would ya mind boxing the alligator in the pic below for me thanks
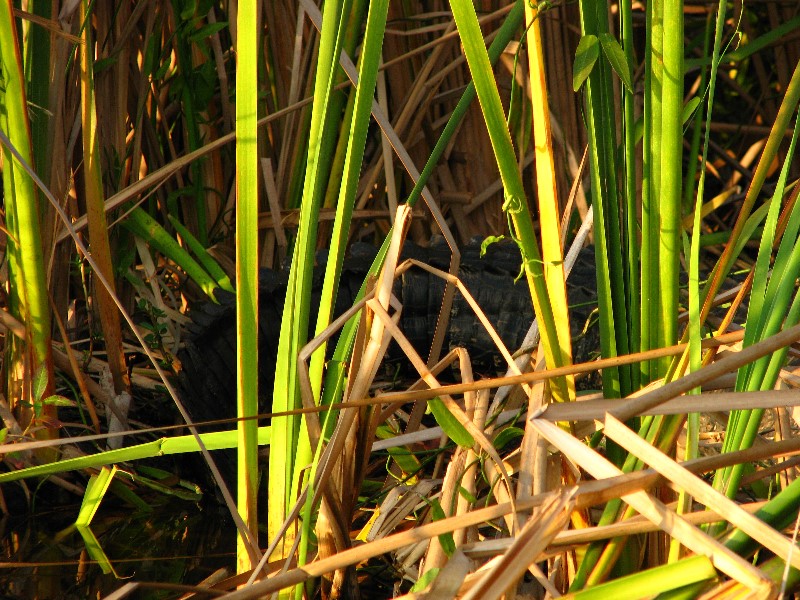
[176,238,599,432]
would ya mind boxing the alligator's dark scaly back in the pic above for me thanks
[176,239,598,441]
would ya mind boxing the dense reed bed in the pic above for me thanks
[1,0,800,597]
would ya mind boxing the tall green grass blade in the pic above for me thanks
[619,0,640,392]
[671,229,701,562]
[0,427,271,483]
[714,119,800,500]
[567,555,716,600]
[671,0,724,561]
[405,0,524,210]
[0,0,56,432]
[450,0,570,402]
[319,0,369,212]
[697,62,800,328]
[639,0,661,383]
[738,145,800,393]
[732,187,796,403]
[79,0,130,400]
[682,13,713,214]
[269,0,353,563]
[308,0,390,407]
[235,0,260,573]
[298,0,390,582]
[656,0,683,372]
[576,0,632,401]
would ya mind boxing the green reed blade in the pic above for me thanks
[619,0,640,393]
[449,0,569,403]
[235,0,260,573]
[297,0,390,583]
[308,0,389,408]
[568,555,717,600]
[0,427,271,483]
[319,0,369,212]
[697,62,800,330]
[576,0,635,404]
[682,13,713,214]
[406,1,524,210]
[656,0,683,370]
[269,0,352,565]
[0,0,56,431]
[640,0,661,383]
[714,118,800,500]
[79,0,129,399]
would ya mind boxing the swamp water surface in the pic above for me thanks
[0,478,235,598]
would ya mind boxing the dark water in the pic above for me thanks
[0,478,235,599]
